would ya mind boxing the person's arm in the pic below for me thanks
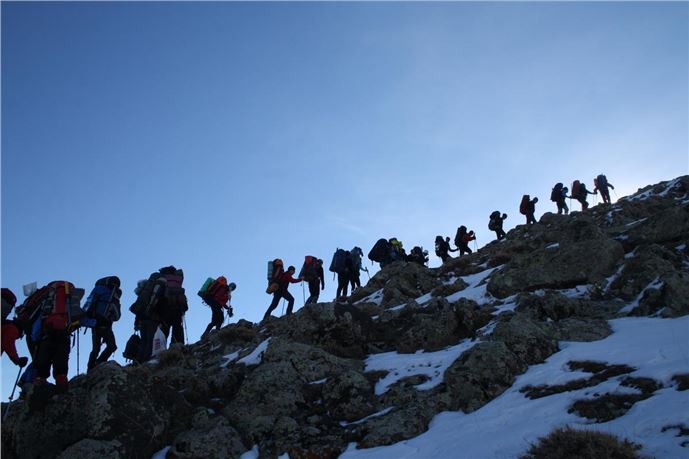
[609,183,615,189]
[288,275,302,284]
[1,324,23,366]
[319,267,325,289]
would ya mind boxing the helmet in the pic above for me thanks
[229,282,237,291]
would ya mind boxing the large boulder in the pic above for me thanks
[488,218,624,298]
[2,362,192,459]
[444,341,526,412]
[169,409,246,459]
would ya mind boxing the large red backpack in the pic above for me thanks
[572,180,582,199]
[519,195,530,215]
[40,281,85,332]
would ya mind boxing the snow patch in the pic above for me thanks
[675,244,686,251]
[237,338,271,365]
[357,288,384,306]
[151,446,171,459]
[342,316,689,459]
[220,349,242,368]
[240,445,259,459]
[625,217,648,227]
[310,378,327,385]
[365,339,477,395]
[620,277,664,314]
[445,266,500,305]
[340,407,396,427]
[546,243,560,249]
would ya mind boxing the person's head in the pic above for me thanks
[287,266,295,273]
[563,187,569,192]
[469,230,475,236]
[229,282,237,291]
[318,259,323,265]
[533,197,539,203]
[445,237,450,242]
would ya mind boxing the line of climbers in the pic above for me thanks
[1,266,236,401]
[1,173,617,401]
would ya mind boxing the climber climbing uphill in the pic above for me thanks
[199,276,235,340]
[263,260,302,321]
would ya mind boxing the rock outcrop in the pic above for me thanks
[2,176,687,459]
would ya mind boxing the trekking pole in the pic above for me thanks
[2,366,23,422]
[281,299,285,316]
[183,315,188,344]
[302,281,306,306]
[365,267,370,281]
[77,331,80,375]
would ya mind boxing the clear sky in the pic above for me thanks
[2,2,687,398]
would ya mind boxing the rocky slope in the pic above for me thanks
[2,176,688,459]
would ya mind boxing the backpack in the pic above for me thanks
[15,286,51,331]
[454,226,467,247]
[130,273,166,317]
[519,195,530,215]
[123,333,141,361]
[368,238,390,263]
[300,256,320,282]
[266,259,284,294]
[572,180,582,199]
[350,248,363,272]
[410,246,427,265]
[40,281,85,333]
[2,288,17,322]
[551,183,563,202]
[434,236,444,257]
[329,249,347,274]
[207,277,229,303]
[160,267,184,288]
[596,174,608,190]
[83,276,122,323]
[488,211,501,231]
[198,277,215,300]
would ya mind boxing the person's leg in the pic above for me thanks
[97,325,117,364]
[137,320,156,363]
[33,337,52,383]
[171,315,184,344]
[263,293,281,320]
[52,331,70,391]
[307,280,319,304]
[284,291,295,314]
[88,327,101,371]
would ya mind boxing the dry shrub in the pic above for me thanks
[521,426,644,459]
[157,345,185,368]
[672,373,689,391]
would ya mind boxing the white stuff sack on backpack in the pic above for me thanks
[151,326,167,358]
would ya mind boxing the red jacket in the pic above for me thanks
[1,322,22,365]
[276,272,301,291]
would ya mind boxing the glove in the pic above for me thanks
[67,320,81,333]
[17,356,28,368]
[227,307,234,318]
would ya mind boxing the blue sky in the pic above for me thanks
[2,2,687,398]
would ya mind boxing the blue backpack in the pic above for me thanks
[84,276,122,323]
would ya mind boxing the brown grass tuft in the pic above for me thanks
[521,426,644,459]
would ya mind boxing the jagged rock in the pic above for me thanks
[516,292,619,321]
[624,205,689,247]
[2,362,192,459]
[444,341,526,412]
[393,298,491,353]
[323,370,376,422]
[169,409,245,459]
[56,439,123,459]
[4,176,687,459]
[262,338,363,380]
[632,272,689,317]
[223,361,305,426]
[490,314,559,365]
[488,218,624,298]
[554,318,612,342]
[608,244,678,301]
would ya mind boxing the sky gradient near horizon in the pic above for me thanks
[2,2,687,398]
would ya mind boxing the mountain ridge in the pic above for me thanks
[2,175,688,459]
